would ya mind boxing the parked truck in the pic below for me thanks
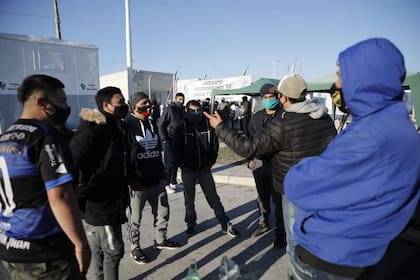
[0,32,99,132]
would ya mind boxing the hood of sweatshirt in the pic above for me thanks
[286,99,328,119]
[338,38,406,119]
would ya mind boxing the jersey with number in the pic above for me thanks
[0,119,74,262]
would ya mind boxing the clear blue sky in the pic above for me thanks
[1,0,419,81]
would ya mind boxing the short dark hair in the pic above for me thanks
[17,74,65,104]
[129,92,149,111]
[289,90,307,104]
[175,92,185,99]
[95,86,122,110]
[186,100,201,111]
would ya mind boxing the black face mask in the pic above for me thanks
[330,83,349,114]
[186,112,202,125]
[175,102,184,108]
[136,106,151,118]
[50,106,71,125]
[113,103,129,119]
[41,98,71,126]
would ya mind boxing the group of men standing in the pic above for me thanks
[0,37,419,280]
[204,38,420,279]
[0,74,240,279]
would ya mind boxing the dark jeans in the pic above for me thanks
[163,140,179,185]
[240,118,249,136]
[371,237,420,279]
[182,167,229,230]
[252,161,285,237]
[252,162,272,227]
[289,252,355,280]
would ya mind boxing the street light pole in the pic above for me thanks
[125,0,133,99]
[148,74,152,98]
[53,0,61,40]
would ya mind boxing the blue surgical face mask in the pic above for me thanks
[261,98,279,110]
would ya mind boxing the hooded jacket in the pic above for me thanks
[71,108,128,226]
[172,114,218,170]
[215,99,336,194]
[125,113,165,189]
[157,103,186,142]
[285,38,420,267]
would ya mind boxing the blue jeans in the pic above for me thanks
[289,252,355,280]
[282,194,298,256]
[84,222,124,280]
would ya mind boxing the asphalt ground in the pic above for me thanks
[103,182,288,280]
[0,161,290,279]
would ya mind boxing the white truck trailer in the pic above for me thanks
[0,32,100,132]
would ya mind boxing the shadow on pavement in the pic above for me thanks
[212,159,247,173]
[129,198,282,280]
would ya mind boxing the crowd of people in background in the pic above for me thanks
[0,37,419,280]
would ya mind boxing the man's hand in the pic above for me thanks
[203,111,223,128]
[47,184,91,274]
[75,244,91,275]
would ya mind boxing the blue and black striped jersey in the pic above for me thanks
[0,119,74,262]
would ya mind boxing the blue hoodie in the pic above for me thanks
[284,38,420,267]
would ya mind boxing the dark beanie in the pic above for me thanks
[129,91,149,106]
[259,83,276,97]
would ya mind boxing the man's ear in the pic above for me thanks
[102,101,109,112]
[37,97,47,108]
[37,97,55,114]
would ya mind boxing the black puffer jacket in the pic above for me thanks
[71,109,128,226]
[248,105,283,160]
[216,101,336,194]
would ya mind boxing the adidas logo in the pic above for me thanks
[55,163,68,174]
[136,130,159,150]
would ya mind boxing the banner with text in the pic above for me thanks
[176,76,251,101]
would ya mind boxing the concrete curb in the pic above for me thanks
[213,174,255,187]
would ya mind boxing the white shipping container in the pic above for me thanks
[0,32,100,132]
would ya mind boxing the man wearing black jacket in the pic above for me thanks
[125,92,179,265]
[157,92,186,193]
[248,84,286,249]
[71,86,129,280]
[204,75,336,259]
[172,100,240,237]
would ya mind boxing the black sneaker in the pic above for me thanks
[154,239,180,250]
[273,234,287,249]
[250,224,269,237]
[186,226,195,235]
[223,223,240,238]
[130,248,148,264]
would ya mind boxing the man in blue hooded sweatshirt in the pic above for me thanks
[285,38,420,279]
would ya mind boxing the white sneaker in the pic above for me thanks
[165,185,176,194]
